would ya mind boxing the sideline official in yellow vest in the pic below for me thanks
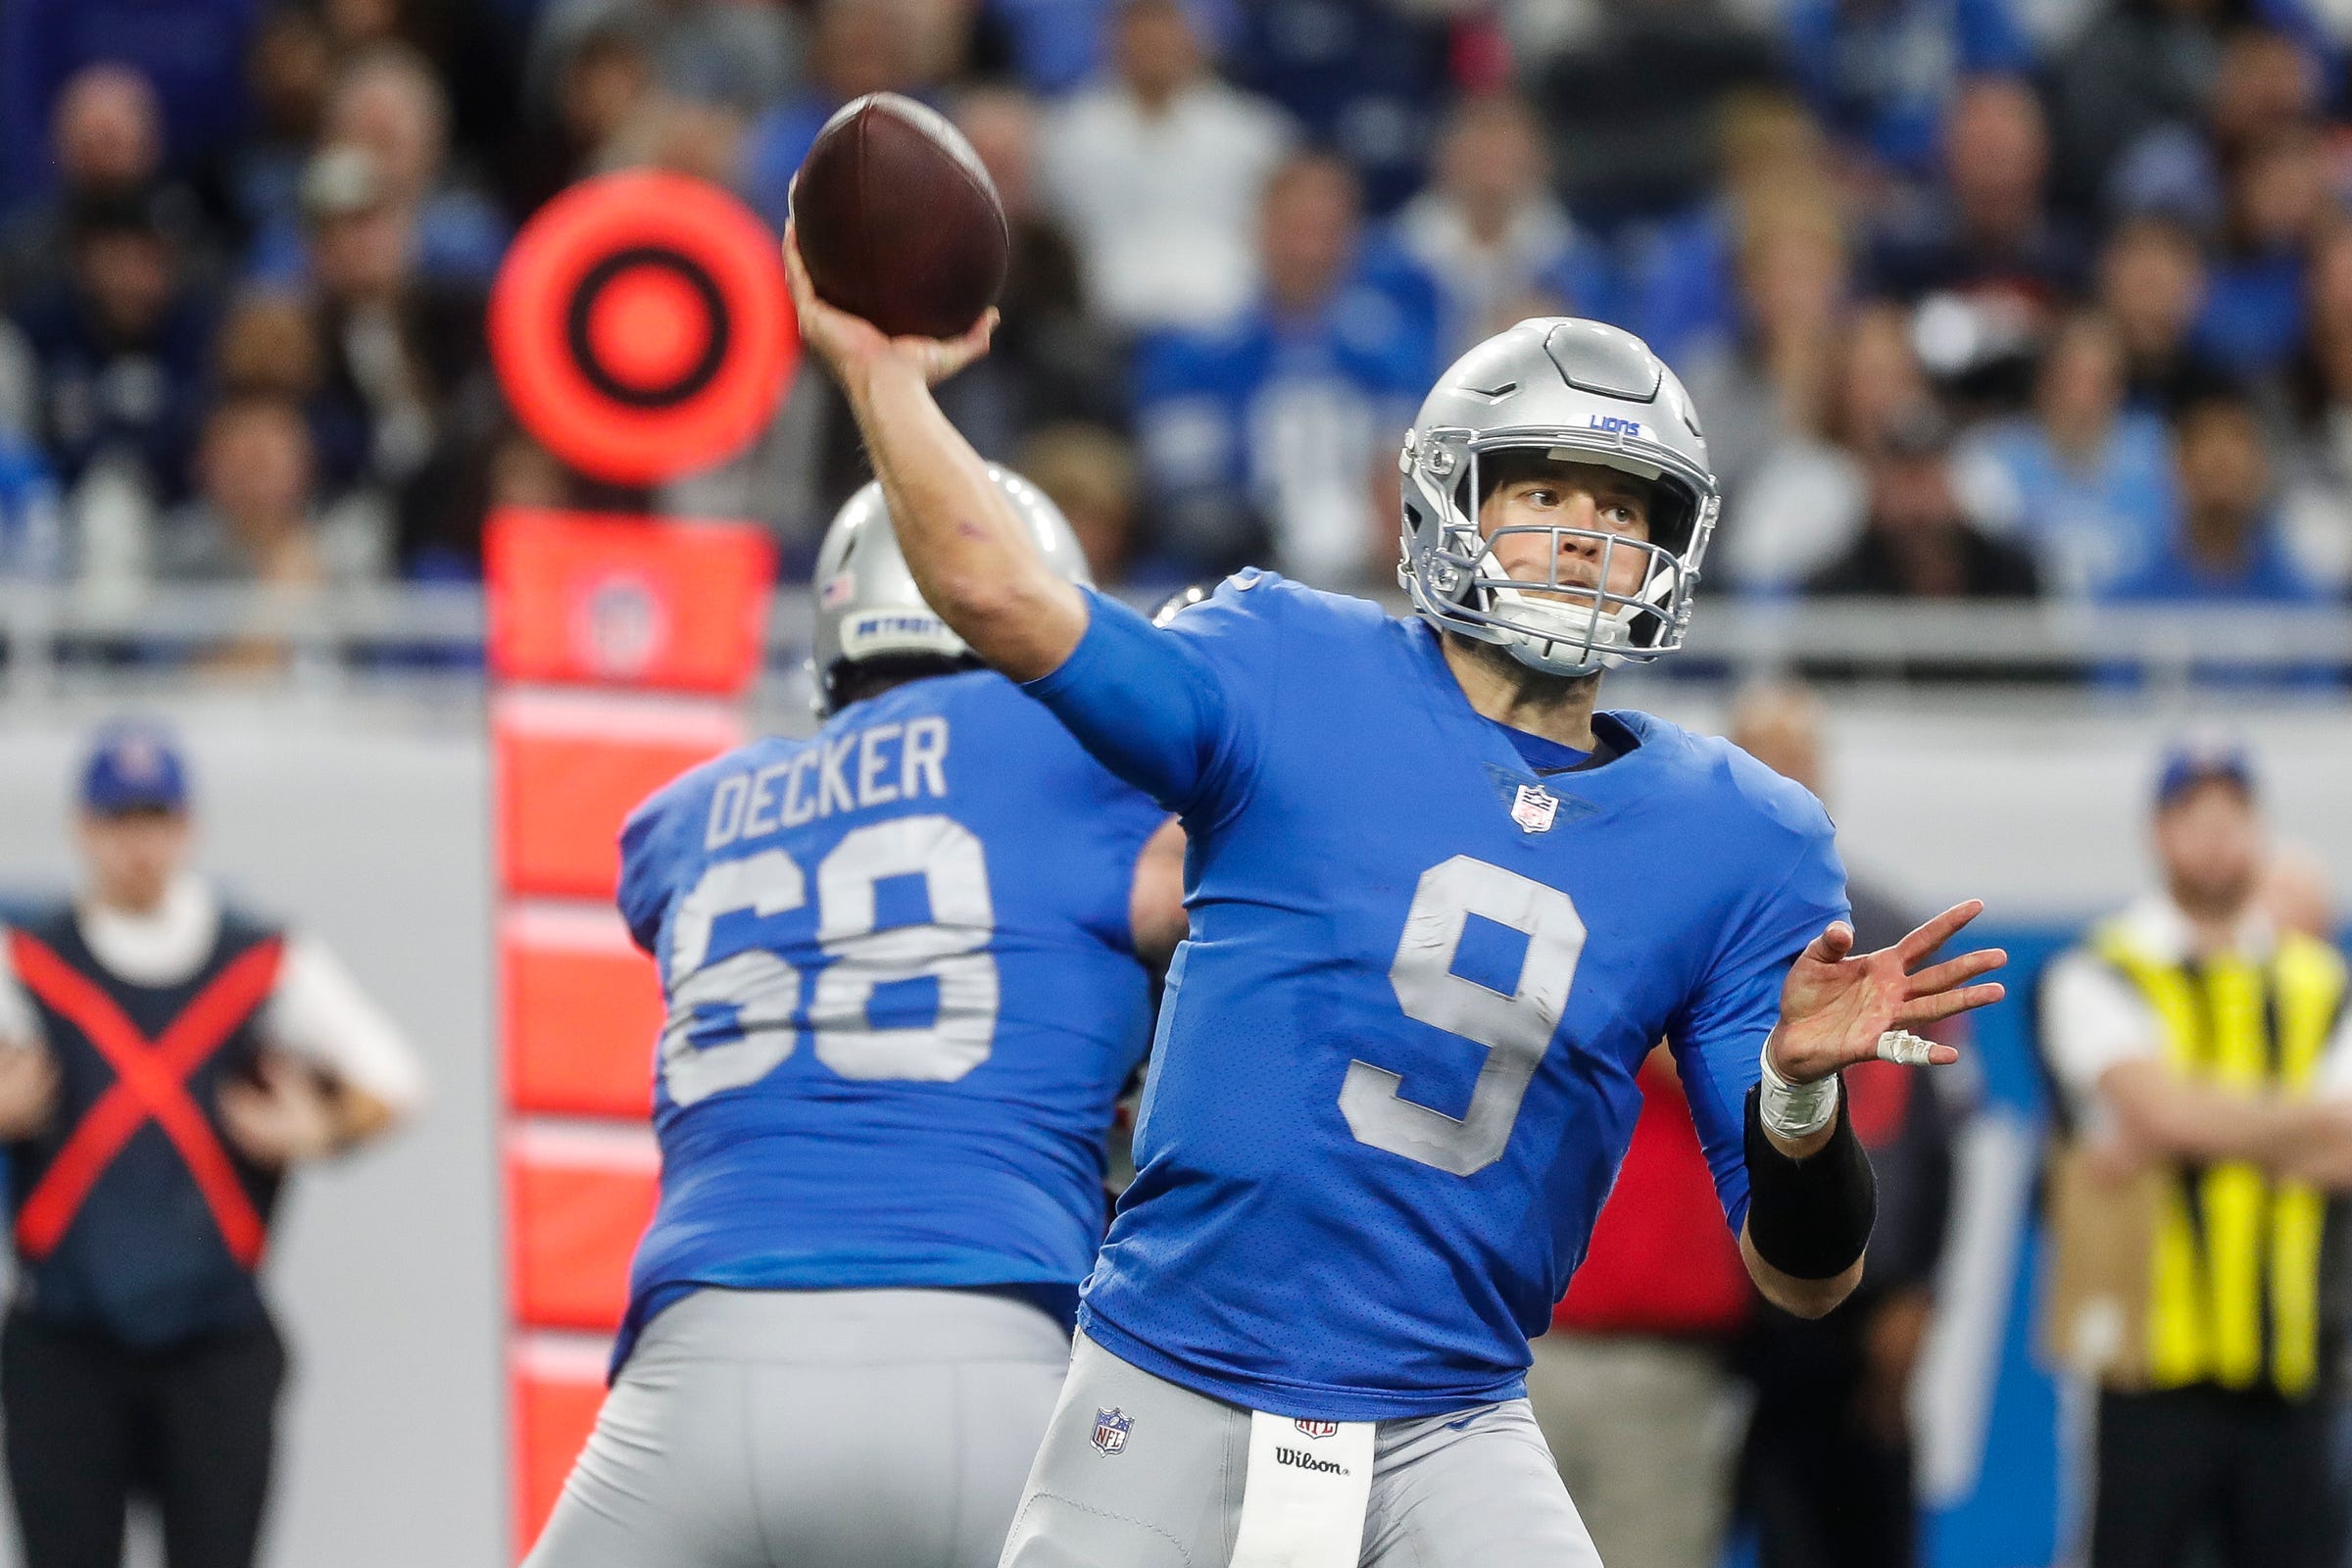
[2039,742,2352,1568]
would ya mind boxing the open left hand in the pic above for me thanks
[219,1054,340,1169]
[1769,900,2006,1085]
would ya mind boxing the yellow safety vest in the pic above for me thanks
[2093,921,2348,1397]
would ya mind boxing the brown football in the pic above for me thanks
[791,93,1010,341]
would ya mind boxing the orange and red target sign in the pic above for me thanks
[491,172,796,485]
[490,175,785,1559]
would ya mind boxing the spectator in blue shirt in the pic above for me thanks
[2052,0,2332,218]
[2103,394,2325,604]
[1359,93,1622,364]
[2103,28,2319,236]
[1866,77,2088,325]
[981,0,1236,96]
[1224,0,1453,214]
[10,188,217,514]
[0,0,262,207]
[245,46,510,289]
[1635,91,1835,369]
[1132,152,1434,584]
[0,66,216,311]
[2189,123,2334,384]
[1959,313,2181,598]
[738,0,958,230]
[290,145,495,577]
[225,11,334,269]
[2096,216,2236,416]
[1779,0,2034,174]
[2277,224,2352,596]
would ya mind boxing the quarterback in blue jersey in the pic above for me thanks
[786,228,2005,1566]
[523,472,1186,1568]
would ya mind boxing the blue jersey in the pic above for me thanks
[1023,574,1849,1420]
[612,672,1167,1369]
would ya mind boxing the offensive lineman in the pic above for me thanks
[785,231,2008,1566]
[523,473,1185,1568]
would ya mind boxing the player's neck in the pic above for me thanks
[1440,632,1601,752]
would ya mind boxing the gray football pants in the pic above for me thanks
[523,1287,1073,1568]
[1000,1331,1606,1567]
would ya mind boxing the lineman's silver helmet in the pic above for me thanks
[808,466,1093,716]
[1397,318,1720,678]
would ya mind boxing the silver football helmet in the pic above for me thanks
[1397,318,1720,679]
[808,466,1093,716]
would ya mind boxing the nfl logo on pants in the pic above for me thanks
[1092,1408,1132,1456]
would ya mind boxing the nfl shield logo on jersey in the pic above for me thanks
[1296,1419,1340,1439]
[1092,1407,1132,1456]
[1510,784,1559,835]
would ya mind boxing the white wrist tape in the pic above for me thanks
[1758,1041,1839,1141]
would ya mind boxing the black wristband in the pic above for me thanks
[1743,1081,1876,1281]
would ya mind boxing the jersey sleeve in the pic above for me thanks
[617,777,696,956]
[1020,575,1283,825]
[1667,819,1851,1235]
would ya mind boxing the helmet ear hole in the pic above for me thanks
[1650,491,1697,558]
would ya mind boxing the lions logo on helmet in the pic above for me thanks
[808,466,1094,716]
[1396,318,1721,679]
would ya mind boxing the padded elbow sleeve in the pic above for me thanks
[1743,1082,1876,1281]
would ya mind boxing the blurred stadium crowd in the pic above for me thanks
[4,0,2352,625]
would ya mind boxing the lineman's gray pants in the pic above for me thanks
[524,1286,1071,1568]
[1000,1331,1606,1567]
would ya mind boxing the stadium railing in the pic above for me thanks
[2,583,2346,702]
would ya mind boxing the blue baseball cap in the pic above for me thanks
[79,720,189,815]
[2155,738,2255,810]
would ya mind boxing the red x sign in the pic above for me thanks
[8,931,284,1268]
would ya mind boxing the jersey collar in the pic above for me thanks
[1405,616,1642,779]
